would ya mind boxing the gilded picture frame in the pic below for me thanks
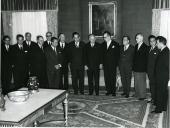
[89,2,117,38]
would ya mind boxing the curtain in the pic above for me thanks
[153,0,170,9]
[46,11,58,37]
[152,9,170,49]
[152,9,161,36]
[1,12,13,43]
[160,10,170,49]
[2,0,58,11]
[12,12,48,44]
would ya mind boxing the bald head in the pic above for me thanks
[135,33,144,44]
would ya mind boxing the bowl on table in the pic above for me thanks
[7,91,30,102]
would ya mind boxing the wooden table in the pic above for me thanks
[0,89,68,127]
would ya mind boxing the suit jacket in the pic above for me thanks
[102,40,120,68]
[119,44,135,69]
[45,46,62,72]
[57,42,69,70]
[10,44,27,70]
[1,43,12,70]
[85,42,102,69]
[147,46,159,76]
[43,40,51,49]
[68,41,86,69]
[155,47,169,83]
[23,41,37,68]
[133,43,149,72]
[29,44,47,75]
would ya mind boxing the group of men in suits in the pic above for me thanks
[1,31,169,113]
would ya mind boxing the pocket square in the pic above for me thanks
[154,53,157,54]
[112,45,115,48]
[24,51,28,53]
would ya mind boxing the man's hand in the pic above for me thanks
[99,64,103,69]
[55,64,62,70]
[85,65,88,70]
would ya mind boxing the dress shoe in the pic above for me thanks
[89,93,93,95]
[125,95,129,98]
[74,92,78,95]
[96,93,99,96]
[112,93,116,96]
[151,110,162,113]
[121,93,126,96]
[80,92,84,95]
[105,92,111,96]
[138,98,146,101]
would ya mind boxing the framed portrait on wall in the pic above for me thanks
[89,2,117,37]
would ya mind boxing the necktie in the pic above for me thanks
[54,47,57,53]
[20,46,23,50]
[76,42,79,48]
[62,43,64,49]
[6,45,9,51]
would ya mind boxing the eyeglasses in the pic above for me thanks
[46,35,52,37]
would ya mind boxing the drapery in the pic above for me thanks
[153,0,170,9]
[152,9,170,49]
[1,0,58,11]
[2,10,58,43]
[160,10,170,49]
[12,12,48,44]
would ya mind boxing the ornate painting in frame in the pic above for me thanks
[89,1,117,37]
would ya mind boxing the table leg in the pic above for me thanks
[63,93,68,126]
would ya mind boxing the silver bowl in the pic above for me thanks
[7,91,30,102]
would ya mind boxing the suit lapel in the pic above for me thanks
[107,41,113,51]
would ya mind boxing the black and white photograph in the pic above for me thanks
[0,0,170,127]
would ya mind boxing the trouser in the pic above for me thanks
[71,68,84,94]
[59,67,69,90]
[13,67,27,90]
[104,66,116,94]
[1,68,12,95]
[155,81,168,111]
[119,66,132,95]
[47,70,60,89]
[87,69,99,95]
[134,72,147,98]
[147,73,156,101]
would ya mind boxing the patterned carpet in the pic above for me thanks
[37,91,163,128]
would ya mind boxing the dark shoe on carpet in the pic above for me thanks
[121,93,126,96]
[89,93,93,95]
[80,92,84,95]
[112,93,116,96]
[138,98,146,101]
[151,110,162,113]
[125,95,129,98]
[105,92,111,96]
[74,92,78,95]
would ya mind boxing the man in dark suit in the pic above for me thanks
[152,36,169,113]
[119,36,134,98]
[58,33,69,90]
[29,35,48,88]
[43,32,52,49]
[147,35,159,103]
[45,37,62,89]
[133,33,149,100]
[85,34,102,96]
[1,35,12,94]
[68,32,86,95]
[11,34,27,90]
[23,32,37,78]
[102,31,120,96]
